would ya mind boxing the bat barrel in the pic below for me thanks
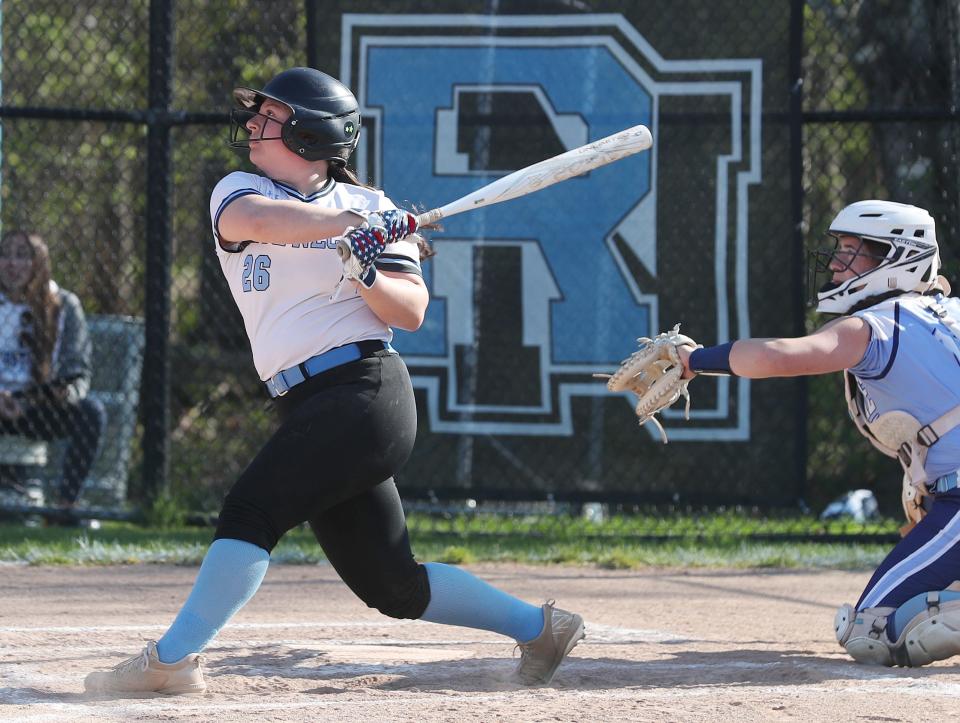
[413,125,652,227]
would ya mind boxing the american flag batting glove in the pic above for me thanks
[336,222,387,291]
[377,209,420,242]
[345,224,387,268]
[335,209,418,293]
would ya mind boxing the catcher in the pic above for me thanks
[602,200,960,668]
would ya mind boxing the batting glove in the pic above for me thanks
[377,209,419,242]
[336,209,420,290]
[337,224,385,289]
[348,208,420,243]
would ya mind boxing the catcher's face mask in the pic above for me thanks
[807,234,888,312]
[811,200,941,314]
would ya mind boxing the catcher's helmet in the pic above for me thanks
[229,67,360,164]
[810,200,940,314]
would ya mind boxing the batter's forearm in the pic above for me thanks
[220,197,363,245]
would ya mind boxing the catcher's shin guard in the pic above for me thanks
[893,591,960,666]
[835,593,960,667]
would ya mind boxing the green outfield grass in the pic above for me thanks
[0,513,900,569]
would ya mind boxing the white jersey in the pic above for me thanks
[209,171,422,380]
[848,293,960,481]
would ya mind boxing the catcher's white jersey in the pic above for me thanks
[210,171,422,380]
[848,293,960,481]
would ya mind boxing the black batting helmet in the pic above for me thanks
[229,67,361,164]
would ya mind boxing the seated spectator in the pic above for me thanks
[0,230,106,509]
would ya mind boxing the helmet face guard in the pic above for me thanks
[807,235,893,312]
[810,200,940,314]
[229,107,284,146]
[228,68,361,164]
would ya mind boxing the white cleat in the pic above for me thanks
[515,601,585,685]
[84,641,206,696]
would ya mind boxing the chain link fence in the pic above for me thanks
[0,1,957,538]
[802,0,960,519]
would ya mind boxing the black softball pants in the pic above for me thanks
[214,350,430,620]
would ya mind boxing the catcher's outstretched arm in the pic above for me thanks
[685,316,871,379]
[600,316,868,443]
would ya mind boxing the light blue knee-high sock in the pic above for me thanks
[888,589,960,641]
[419,562,544,643]
[156,538,270,663]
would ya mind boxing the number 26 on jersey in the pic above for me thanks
[242,254,271,292]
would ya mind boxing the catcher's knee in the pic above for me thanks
[360,564,431,620]
[835,594,960,667]
[834,604,896,665]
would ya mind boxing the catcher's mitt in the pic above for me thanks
[594,324,699,443]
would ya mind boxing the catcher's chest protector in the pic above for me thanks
[845,295,960,488]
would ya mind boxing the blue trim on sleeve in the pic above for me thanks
[859,302,901,380]
[374,254,422,277]
[214,189,260,252]
[215,189,259,234]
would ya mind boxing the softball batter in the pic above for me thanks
[677,200,960,667]
[85,67,583,695]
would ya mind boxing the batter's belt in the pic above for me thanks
[264,340,394,398]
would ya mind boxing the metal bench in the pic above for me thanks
[0,436,49,466]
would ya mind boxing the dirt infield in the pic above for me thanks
[2,563,959,722]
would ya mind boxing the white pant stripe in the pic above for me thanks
[860,506,960,609]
